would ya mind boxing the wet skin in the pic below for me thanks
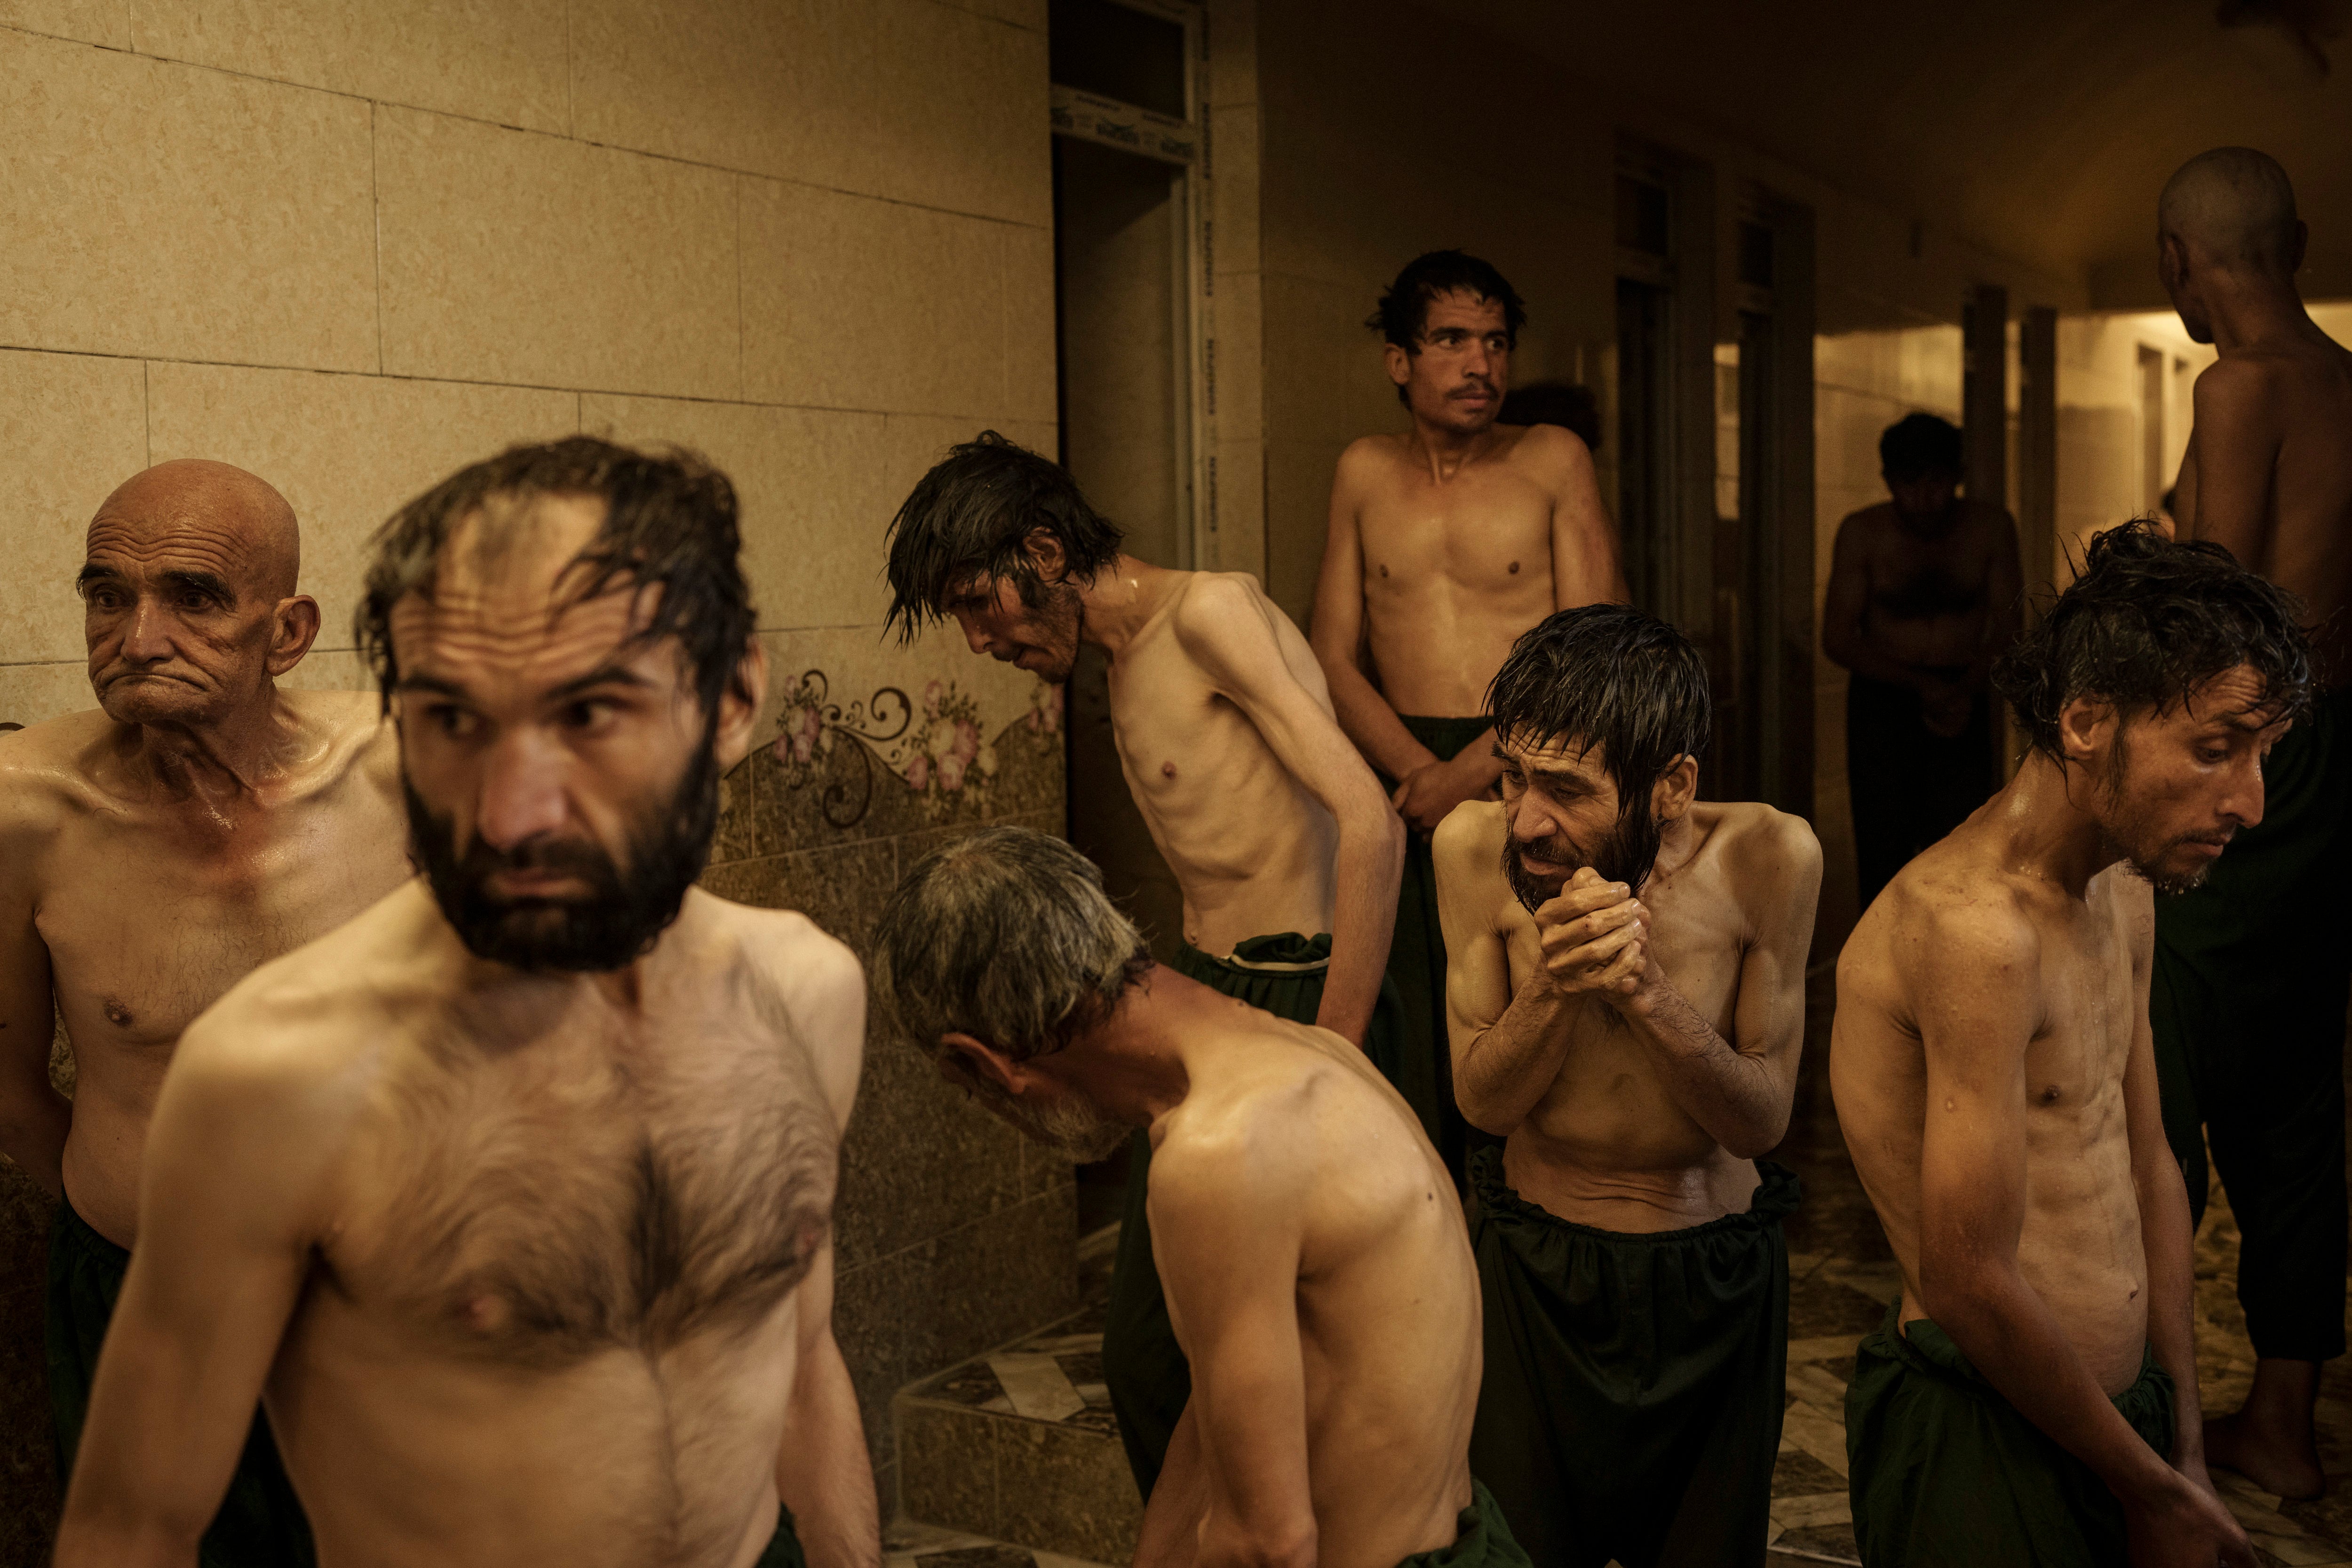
[52,495,879,1568]
[1832,670,2285,1568]
[1433,733,1820,1233]
[0,460,411,1249]
[1312,291,1628,834]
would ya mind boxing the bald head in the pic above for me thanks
[89,459,301,602]
[2160,147,2303,276]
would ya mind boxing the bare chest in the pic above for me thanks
[1504,880,1746,1076]
[2020,911,2137,1120]
[1107,635,1310,813]
[1358,474,1554,598]
[38,797,407,1051]
[331,1021,837,1365]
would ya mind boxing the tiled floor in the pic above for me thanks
[881,1520,1112,1568]
[1764,1056,2352,1568]
[899,1029,2352,1568]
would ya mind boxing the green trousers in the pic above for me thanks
[1100,932,1411,1498]
[1467,1150,1798,1568]
[2152,685,2352,1362]
[49,1197,806,1568]
[1383,714,1501,1188]
[1396,1480,1534,1568]
[1846,1302,2174,1567]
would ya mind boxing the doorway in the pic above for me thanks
[1048,0,1205,978]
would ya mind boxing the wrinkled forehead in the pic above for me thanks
[85,471,285,587]
[1496,724,1610,780]
[2149,662,2296,736]
[1419,290,1507,338]
[389,493,666,687]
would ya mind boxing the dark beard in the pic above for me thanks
[1502,806,1666,915]
[2096,729,2222,897]
[405,740,721,972]
[1028,581,1085,685]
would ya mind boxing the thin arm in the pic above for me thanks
[1308,445,1443,781]
[53,1021,332,1568]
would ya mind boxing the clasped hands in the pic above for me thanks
[1530,866,1654,1007]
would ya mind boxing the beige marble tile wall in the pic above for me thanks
[2055,310,2217,580]
[0,0,1065,1550]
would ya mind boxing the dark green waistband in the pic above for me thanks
[1177,931,1332,976]
[1397,715,1494,765]
[1865,1297,2162,1405]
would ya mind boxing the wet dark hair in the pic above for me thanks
[1486,604,1712,809]
[356,436,756,721]
[884,431,1124,645]
[1500,380,1602,452]
[1879,413,1963,481]
[1367,250,1527,355]
[1992,519,2312,764]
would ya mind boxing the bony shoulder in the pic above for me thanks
[1431,797,1505,861]
[1720,800,1822,865]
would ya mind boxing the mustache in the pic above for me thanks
[1501,810,1665,914]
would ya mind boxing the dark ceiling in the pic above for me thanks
[1428,0,2352,306]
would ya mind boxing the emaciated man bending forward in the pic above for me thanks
[1433,605,1820,1566]
[54,439,876,1568]
[1833,522,2295,1568]
[884,432,1405,1500]
[874,826,1525,1568]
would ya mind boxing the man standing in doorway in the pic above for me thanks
[1311,250,1626,1185]
[2153,144,2352,1500]
[884,432,1405,1503]
[1822,412,2023,911]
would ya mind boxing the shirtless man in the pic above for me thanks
[52,438,875,1568]
[1822,412,2024,908]
[0,459,411,1564]
[2152,145,2352,1499]
[883,431,1404,1499]
[1313,251,1625,1186]
[871,826,1523,1568]
[1832,521,2303,1567]
[1432,605,1819,1566]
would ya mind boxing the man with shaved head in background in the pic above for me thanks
[2153,146,2352,1498]
[0,460,412,1563]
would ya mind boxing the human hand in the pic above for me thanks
[1531,867,1651,1004]
[1919,677,1974,740]
[2124,1471,2256,1567]
[1392,750,1496,835]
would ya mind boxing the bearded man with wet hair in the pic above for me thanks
[1429,604,1820,1567]
[874,825,1524,1568]
[1830,520,2309,1568]
[55,437,877,1568]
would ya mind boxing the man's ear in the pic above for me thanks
[1383,342,1413,389]
[713,638,769,772]
[2056,696,2116,767]
[1022,526,1070,585]
[266,594,322,676]
[940,1031,1033,1097]
[1651,753,1700,824]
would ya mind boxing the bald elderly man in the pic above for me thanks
[0,461,410,1563]
[2153,147,2352,1499]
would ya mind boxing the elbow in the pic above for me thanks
[1720,1107,1790,1162]
[1453,1079,1522,1139]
